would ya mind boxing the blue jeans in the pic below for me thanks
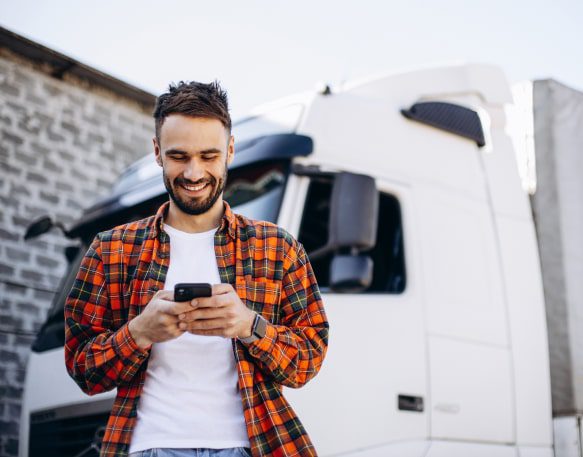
[129,448,251,457]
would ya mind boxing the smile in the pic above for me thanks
[181,182,208,192]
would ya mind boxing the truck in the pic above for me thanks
[18,63,583,457]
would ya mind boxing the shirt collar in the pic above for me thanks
[150,200,236,240]
[219,201,237,239]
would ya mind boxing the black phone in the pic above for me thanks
[174,283,212,302]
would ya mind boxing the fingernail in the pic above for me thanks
[191,299,198,307]
[179,314,185,320]
[179,322,186,330]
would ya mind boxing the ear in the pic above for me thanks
[153,137,163,167]
[226,135,235,166]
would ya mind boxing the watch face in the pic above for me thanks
[255,315,267,338]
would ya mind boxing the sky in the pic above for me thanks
[1,0,582,118]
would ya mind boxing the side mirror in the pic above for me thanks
[24,216,71,240]
[310,172,379,260]
[330,255,373,293]
[306,172,379,293]
[329,172,379,250]
[24,216,54,240]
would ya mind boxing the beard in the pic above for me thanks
[163,166,228,216]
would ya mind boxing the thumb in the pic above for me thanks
[212,283,234,295]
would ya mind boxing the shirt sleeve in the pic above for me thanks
[242,240,329,388]
[64,235,150,395]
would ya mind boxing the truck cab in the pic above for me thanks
[21,63,553,457]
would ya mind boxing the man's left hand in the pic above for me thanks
[177,283,256,338]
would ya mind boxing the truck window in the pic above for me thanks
[298,176,406,293]
[224,161,286,223]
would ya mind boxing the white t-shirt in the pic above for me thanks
[129,224,249,453]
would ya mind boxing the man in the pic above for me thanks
[64,81,329,457]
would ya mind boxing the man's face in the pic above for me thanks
[154,115,234,216]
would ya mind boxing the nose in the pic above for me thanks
[183,158,205,182]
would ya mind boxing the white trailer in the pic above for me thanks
[19,64,583,456]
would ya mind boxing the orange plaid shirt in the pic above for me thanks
[64,201,329,456]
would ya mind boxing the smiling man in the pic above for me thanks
[64,81,329,457]
[158,115,230,222]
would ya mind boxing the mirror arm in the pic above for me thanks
[308,244,334,261]
[309,244,364,261]
[291,164,335,179]
[54,222,72,237]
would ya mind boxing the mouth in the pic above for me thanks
[178,181,210,195]
[183,183,206,191]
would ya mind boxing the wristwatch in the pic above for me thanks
[239,313,267,344]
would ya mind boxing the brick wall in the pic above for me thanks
[0,51,154,456]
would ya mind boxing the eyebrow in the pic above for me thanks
[164,148,222,156]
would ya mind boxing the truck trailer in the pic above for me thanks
[19,63,583,456]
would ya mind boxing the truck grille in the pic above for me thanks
[29,398,113,457]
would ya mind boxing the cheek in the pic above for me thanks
[209,163,227,179]
[163,164,183,182]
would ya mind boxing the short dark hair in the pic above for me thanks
[153,80,231,141]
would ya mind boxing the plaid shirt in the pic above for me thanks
[65,201,329,457]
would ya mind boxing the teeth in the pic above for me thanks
[183,183,206,191]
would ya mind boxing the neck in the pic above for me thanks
[165,197,224,233]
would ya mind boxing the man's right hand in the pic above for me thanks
[128,290,196,349]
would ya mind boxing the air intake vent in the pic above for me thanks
[401,101,486,147]
[29,400,112,457]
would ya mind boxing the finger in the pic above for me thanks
[179,307,228,323]
[188,328,229,337]
[182,317,228,332]
[164,300,199,316]
[212,283,234,295]
[166,323,186,338]
[194,295,226,309]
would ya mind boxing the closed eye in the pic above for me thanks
[168,154,188,162]
[165,149,188,161]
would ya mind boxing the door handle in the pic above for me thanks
[398,394,424,412]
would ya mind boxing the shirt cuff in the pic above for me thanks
[112,322,151,360]
[245,322,278,357]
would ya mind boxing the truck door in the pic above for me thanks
[282,173,428,456]
[416,183,515,453]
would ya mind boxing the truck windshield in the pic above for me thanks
[232,104,303,143]
[32,160,289,352]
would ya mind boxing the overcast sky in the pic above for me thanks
[1,0,582,118]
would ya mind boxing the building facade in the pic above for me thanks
[0,27,156,457]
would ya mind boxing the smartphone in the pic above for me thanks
[174,283,212,302]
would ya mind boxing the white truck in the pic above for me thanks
[19,63,583,457]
